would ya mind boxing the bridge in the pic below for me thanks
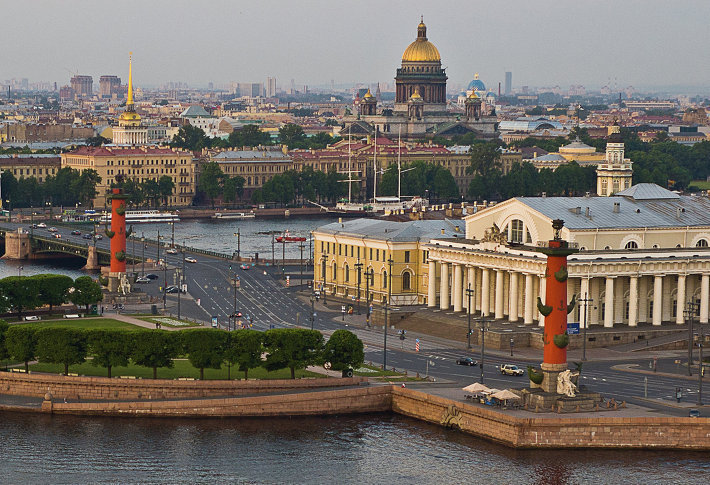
[0,226,137,269]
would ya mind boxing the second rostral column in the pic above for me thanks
[107,186,129,292]
[536,219,578,393]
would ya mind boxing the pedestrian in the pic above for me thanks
[101,306,104,314]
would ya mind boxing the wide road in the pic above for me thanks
[4,221,706,416]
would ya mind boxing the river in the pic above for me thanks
[1,412,707,484]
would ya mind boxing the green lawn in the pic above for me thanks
[136,316,202,328]
[16,318,141,330]
[355,364,417,379]
[689,180,710,190]
[29,359,324,380]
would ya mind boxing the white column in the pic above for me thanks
[638,276,648,324]
[628,276,638,327]
[475,268,482,312]
[580,278,590,328]
[604,276,615,328]
[701,274,709,324]
[481,268,490,316]
[676,275,686,325]
[464,266,474,311]
[538,275,546,327]
[662,276,672,323]
[524,273,534,325]
[427,261,437,308]
[614,276,624,325]
[453,264,463,312]
[495,270,504,320]
[509,271,518,322]
[440,262,450,310]
[653,275,663,326]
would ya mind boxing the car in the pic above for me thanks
[165,285,179,294]
[456,357,478,366]
[240,263,250,270]
[185,257,197,263]
[53,233,62,239]
[24,315,40,321]
[48,227,58,232]
[71,230,81,235]
[166,248,178,254]
[689,409,701,418]
[82,233,93,239]
[145,273,159,280]
[36,222,47,228]
[500,364,525,376]
[135,276,150,284]
[31,223,38,229]
[94,234,103,240]
[235,311,243,318]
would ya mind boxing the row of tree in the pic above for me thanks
[169,123,340,152]
[0,275,103,318]
[197,162,246,207]
[378,161,460,200]
[0,326,364,380]
[113,175,175,208]
[1,167,101,209]
[251,167,348,206]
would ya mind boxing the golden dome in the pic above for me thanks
[410,89,423,101]
[363,89,374,99]
[402,19,440,62]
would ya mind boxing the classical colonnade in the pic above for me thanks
[426,249,710,328]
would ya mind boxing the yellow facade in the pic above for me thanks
[61,146,195,207]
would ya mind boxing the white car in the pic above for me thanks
[37,222,47,228]
[166,248,178,254]
[500,364,525,376]
[185,256,197,263]
[48,227,58,232]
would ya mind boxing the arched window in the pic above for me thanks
[625,241,638,249]
[382,271,388,289]
[321,260,326,279]
[345,265,350,282]
[332,262,337,281]
[697,239,709,247]
[402,271,412,291]
[511,219,523,243]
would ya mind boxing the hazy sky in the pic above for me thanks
[3,0,710,92]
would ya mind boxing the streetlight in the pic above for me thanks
[299,242,305,287]
[233,229,241,260]
[310,291,315,330]
[163,256,167,310]
[465,283,474,349]
[321,253,327,305]
[365,267,373,327]
[479,316,490,384]
[383,256,393,370]
[698,321,704,405]
[169,221,175,248]
[579,292,594,361]
[355,258,363,315]
[685,301,699,376]
[141,234,145,276]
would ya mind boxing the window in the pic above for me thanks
[422,250,428,263]
[511,219,523,243]
[404,251,410,263]
[383,271,388,289]
[345,265,350,282]
[402,271,412,291]
[376,249,380,261]
[339,244,342,256]
[332,263,337,281]
[625,241,638,249]
[369,248,372,260]
[697,239,709,247]
[321,260,326,279]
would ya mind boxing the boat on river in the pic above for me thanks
[212,211,256,220]
[100,210,179,224]
[275,230,307,243]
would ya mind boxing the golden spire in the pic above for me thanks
[127,52,134,107]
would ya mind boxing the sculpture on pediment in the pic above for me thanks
[481,223,507,244]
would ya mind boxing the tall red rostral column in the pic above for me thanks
[536,219,578,393]
[110,188,127,273]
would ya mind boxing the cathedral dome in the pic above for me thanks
[467,73,486,92]
[402,20,441,62]
[119,110,141,123]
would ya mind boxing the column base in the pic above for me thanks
[540,362,567,394]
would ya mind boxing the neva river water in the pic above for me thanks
[1,412,708,484]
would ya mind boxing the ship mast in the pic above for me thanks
[397,124,402,201]
[373,126,378,202]
[347,126,352,203]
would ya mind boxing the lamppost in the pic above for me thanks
[169,221,175,248]
[383,256,393,370]
[321,253,327,305]
[355,258,363,315]
[281,235,286,275]
[162,256,167,310]
[141,234,145,277]
[299,242,305,287]
[310,291,315,330]
[579,292,594,361]
[685,301,699,376]
[365,267,373,327]
[271,234,275,267]
[233,229,241,260]
[479,316,490,384]
[156,229,161,268]
[132,234,136,275]
[465,283,474,349]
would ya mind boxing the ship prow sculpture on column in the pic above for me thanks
[521,219,601,412]
[106,182,131,294]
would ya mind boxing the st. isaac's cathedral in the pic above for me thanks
[342,19,499,141]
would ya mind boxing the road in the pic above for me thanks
[4,221,708,416]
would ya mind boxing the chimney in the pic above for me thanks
[455,225,460,232]
[585,191,590,198]
[541,192,547,198]
[441,228,445,235]
[575,207,581,214]
[613,202,620,213]
[585,207,591,218]
[338,217,342,224]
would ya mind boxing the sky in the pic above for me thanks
[3,0,710,93]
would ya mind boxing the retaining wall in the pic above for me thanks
[0,372,366,401]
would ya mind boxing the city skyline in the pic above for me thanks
[3,0,710,93]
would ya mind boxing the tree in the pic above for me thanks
[0,319,10,363]
[69,276,103,311]
[308,132,337,149]
[89,329,134,378]
[0,276,41,318]
[131,330,179,379]
[36,327,88,375]
[225,329,263,379]
[158,175,175,207]
[321,330,364,373]
[279,123,307,149]
[35,274,73,313]
[181,329,227,379]
[85,135,111,147]
[263,328,324,379]
[223,176,245,205]
[170,124,211,151]
[198,162,224,208]
[468,141,503,178]
[71,169,102,208]
[5,325,37,372]
[227,124,272,147]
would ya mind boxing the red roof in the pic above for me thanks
[67,146,188,157]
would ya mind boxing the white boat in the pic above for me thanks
[100,210,180,224]
[211,211,256,220]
